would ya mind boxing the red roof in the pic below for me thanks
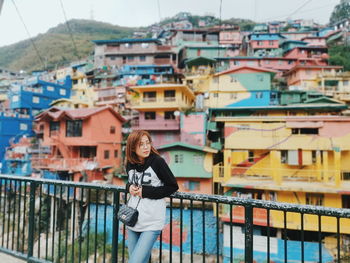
[36,106,125,122]
[215,65,277,77]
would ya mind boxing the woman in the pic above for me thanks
[125,130,179,263]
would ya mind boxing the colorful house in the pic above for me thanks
[284,65,343,90]
[211,114,350,261]
[9,75,72,116]
[92,38,177,70]
[52,67,97,109]
[33,106,125,184]
[247,33,286,57]
[158,142,218,195]
[129,83,195,147]
[0,75,72,161]
[205,66,278,108]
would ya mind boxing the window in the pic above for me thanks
[145,112,156,120]
[20,123,28,130]
[344,80,349,86]
[140,55,146,61]
[141,43,149,48]
[60,89,66,95]
[213,93,219,98]
[234,61,240,66]
[175,154,183,163]
[50,121,60,136]
[114,150,118,158]
[33,96,40,103]
[127,56,134,62]
[66,120,82,137]
[110,126,116,134]
[281,150,288,164]
[193,155,203,164]
[80,146,96,158]
[292,128,319,135]
[164,90,176,101]
[104,150,110,159]
[143,91,156,102]
[255,92,263,99]
[230,93,237,99]
[189,181,200,191]
[258,41,263,46]
[248,151,254,162]
[213,77,219,84]
[47,86,54,91]
[269,41,274,46]
[164,111,175,120]
[230,76,237,82]
[312,151,317,163]
[125,43,132,48]
[342,195,350,208]
[306,193,324,206]
[12,95,19,102]
[257,75,264,82]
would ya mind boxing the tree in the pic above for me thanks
[329,45,350,71]
[330,0,350,25]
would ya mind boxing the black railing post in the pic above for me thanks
[27,181,37,260]
[112,191,120,263]
[245,205,253,263]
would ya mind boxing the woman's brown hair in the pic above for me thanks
[126,130,159,164]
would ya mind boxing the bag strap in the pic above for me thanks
[126,168,146,209]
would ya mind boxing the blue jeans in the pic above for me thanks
[127,229,161,263]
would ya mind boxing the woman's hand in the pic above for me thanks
[129,185,142,198]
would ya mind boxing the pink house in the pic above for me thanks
[284,65,343,87]
[301,36,327,47]
[219,27,243,46]
[284,46,328,60]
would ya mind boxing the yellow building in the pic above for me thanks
[314,71,350,103]
[212,114,350,243]
[52,68,97,108]
[129,83,195,135]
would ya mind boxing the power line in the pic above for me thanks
[263,3,337,22]
[58,0,80,60]
[11,0,46,70]
[287,0,313,19]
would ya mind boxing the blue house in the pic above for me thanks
[0,75,72,165]
[9,75,72,116]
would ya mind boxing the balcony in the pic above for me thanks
[0,175,349,262]
[31,157,98,171]
[213,165,350,187]
[131,119,180,131]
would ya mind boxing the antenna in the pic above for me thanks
[90,4,94,20]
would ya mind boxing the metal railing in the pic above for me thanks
[0,175,349,262]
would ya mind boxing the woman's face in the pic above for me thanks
[135,135,151,161]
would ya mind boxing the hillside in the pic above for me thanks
[0,19,136,72]
[0,13,257,73]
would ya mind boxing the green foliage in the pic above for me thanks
[330,0,350,25]
[328,45,350,71]
[0,19,135,72]
[56,232,125,263]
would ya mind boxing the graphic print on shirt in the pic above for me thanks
[129,168,162,187]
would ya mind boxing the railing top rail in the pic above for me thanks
[1,174,350,218]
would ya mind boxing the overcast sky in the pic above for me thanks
[0,0,341,47]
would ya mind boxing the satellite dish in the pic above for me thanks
[174,110,180,117]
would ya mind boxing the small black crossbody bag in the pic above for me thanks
[117,169,144,227]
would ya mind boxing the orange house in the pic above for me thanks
[33,106,125,183]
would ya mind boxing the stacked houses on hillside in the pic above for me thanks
[1,18,350,261]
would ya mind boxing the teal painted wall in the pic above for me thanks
[163,149,211,178]
[233,72,272,91]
